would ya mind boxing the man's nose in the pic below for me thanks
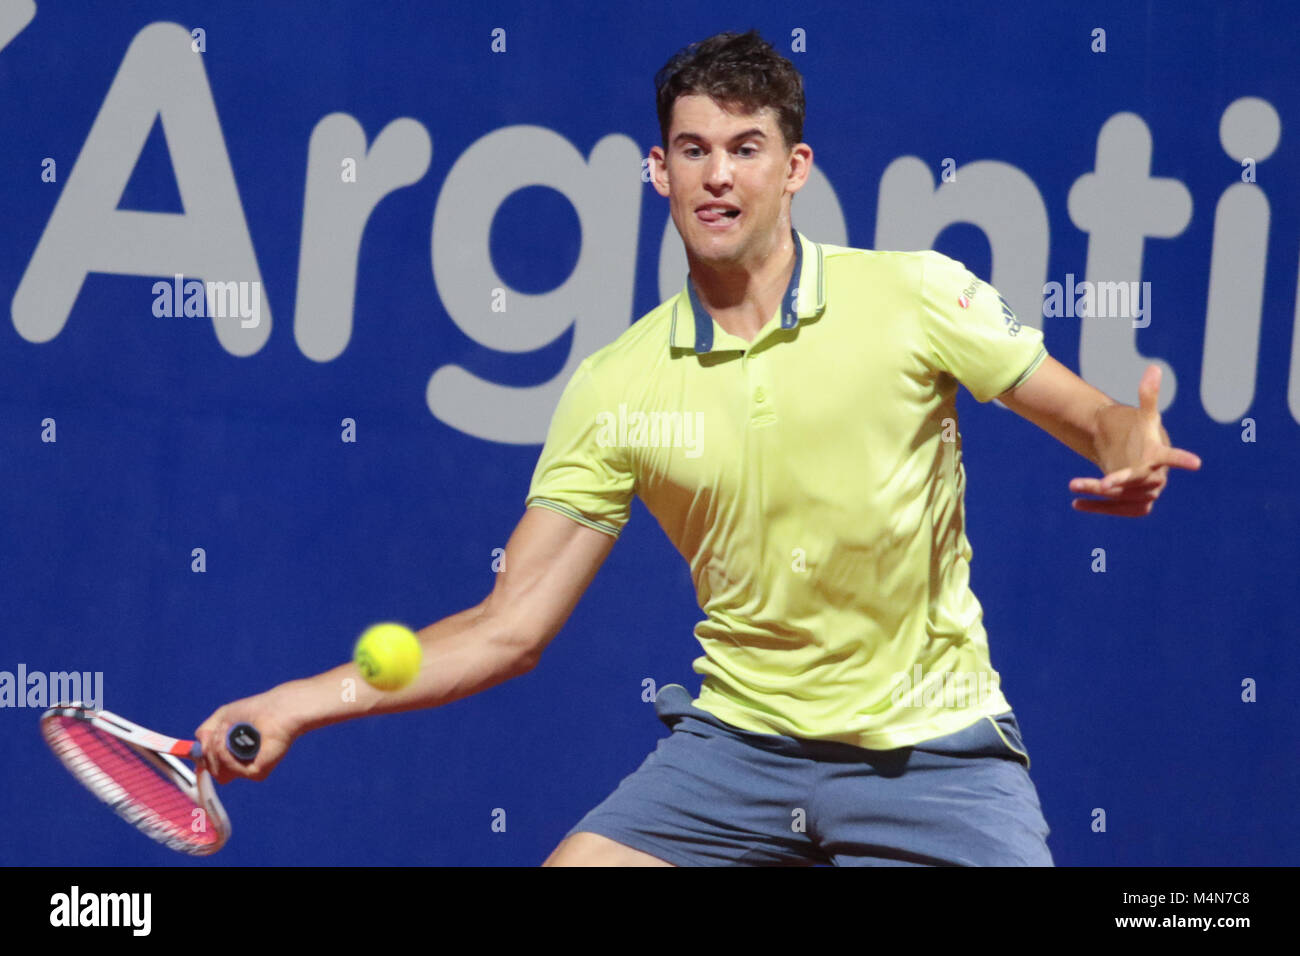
[704,153,733,188]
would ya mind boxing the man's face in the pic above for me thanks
[651,94,806,268]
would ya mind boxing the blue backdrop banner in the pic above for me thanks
[1,0,1296,866]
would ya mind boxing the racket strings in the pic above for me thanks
[44,717,219,854]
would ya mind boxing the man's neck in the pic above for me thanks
[687,226,797,344]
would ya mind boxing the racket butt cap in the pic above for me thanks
[226,724,261,762]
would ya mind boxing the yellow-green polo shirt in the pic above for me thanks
[525,227,1048,750]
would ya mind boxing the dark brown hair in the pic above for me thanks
[655,30,805,152]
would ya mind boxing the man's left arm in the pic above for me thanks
[996,356,1203,517]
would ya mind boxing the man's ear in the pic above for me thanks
[786,143,813,193]
[648,147,671,198]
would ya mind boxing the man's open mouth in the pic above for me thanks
[697,206,741,224]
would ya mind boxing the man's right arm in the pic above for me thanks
[196,505,616,782]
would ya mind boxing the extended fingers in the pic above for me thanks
[1071,484,1162,506]
[1138,364,1162,416]
[1161,446,1202,471]
[1072,497,1155,517]
[1070,477,1121,496]
[1101,468,1134,490]
[1071,467,1166,506]
[1071,470,1153,495]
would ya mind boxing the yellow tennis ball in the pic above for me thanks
[353,622,422,690]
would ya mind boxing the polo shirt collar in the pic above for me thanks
[669,226,825,353]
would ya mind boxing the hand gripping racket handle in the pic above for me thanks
[190,723,259,763]
[225,723,261,762]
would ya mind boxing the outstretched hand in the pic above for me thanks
[1068,364,1202,516]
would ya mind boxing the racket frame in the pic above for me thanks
[40,702,233,856]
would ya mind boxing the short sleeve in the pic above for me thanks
[918,251,1048,403]
[524,360,635,538]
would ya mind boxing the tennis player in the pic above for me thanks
[197,30,1201,866]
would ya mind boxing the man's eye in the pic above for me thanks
[738,146,757,156]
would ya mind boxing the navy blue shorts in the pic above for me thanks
[566,683,1053,866]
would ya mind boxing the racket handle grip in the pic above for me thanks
[226,723,261,762]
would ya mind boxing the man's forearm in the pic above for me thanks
[998,355,1121,470]
[273,604,534,735]
[1025,393,1120,470]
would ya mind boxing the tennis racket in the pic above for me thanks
[40,702,261,856]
